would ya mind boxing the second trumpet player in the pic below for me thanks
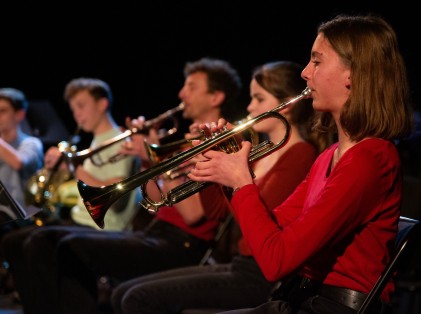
[37,77,142,231]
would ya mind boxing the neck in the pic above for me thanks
[332,125,358,170]
[336,127,355,154]
[93,113,118,136]
[0,126,19,143]
[193,109,221,125]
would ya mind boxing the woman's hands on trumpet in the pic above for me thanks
[188,118,255,191]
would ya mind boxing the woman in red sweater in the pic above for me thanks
[188,15,414,314]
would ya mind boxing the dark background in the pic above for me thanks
[1,1,419,137]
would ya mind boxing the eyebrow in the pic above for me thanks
[311,51,323,58]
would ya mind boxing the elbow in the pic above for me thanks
[257,261,285,282]
[11,159,24,170]
[263,271,281,282]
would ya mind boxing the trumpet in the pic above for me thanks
[145,137,199,181]
[144,117,259,180]
[63,103,185,172]
[78,87,312,229]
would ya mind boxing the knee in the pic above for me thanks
[121,290,143,314]
[111,284,126,314]
[1,232,16,258]
[121,284,160,314]
[24,229,52,256]
[2,227,34,257]
[56,236,77,264]
[56,235,88,275]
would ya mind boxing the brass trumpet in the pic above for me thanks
[63,103,185,172]
[78,88,312,229]
[145,137,199,181]
[25,128,81,226]
[144,116,259,180]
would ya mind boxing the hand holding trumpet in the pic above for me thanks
[187,119,254,191]
[44,146,65,170]
[118,116,161,162]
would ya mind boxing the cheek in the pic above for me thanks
[251,105,269,117]
[253,119,272,133]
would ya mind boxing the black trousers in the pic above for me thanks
[3,219,209,314]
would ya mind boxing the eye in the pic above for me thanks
[256,97,265,104]
[311,58,320,65]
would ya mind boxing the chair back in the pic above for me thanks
[357,216,420,314]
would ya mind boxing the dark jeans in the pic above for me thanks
[112,255,275,314]
[3,219,209,314]
[2,223,97,314]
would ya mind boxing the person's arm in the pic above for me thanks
[1,137,43,177]
[118,116,160,164]
[0,138,24,170]
[44,146,67,171]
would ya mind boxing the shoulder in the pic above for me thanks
[279,141,318,165]
[287,141,318,156]
[20,133,43,147]
[348,139,399,163]
[339,139,400,176]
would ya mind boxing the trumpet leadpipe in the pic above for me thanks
[63,103,186,171]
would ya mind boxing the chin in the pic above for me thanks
[182,112,191,120]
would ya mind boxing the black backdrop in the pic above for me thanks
[1,1,419,135]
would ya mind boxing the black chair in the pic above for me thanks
[357,216,420,314]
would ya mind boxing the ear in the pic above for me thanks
[15,109,26,123]
[97,97,109,112]
[210,90,225,108]
[345,71,351,90]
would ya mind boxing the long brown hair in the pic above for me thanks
[315,14,413,141]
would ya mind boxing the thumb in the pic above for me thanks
[239,141,252,157]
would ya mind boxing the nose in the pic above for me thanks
[246,98,257,113]
[178,86,186,99]
[301,63,311,81]
[246,102,253,113]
